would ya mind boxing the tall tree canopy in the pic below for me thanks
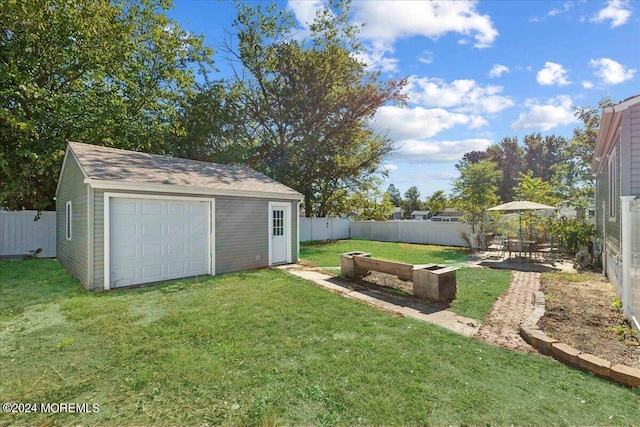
[385,184,403,207]
[222,0,406,216]
[425,190,448,215]
[451,160,501,234]
[1,0,214,210]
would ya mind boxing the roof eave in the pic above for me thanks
[84,179,304,201]
[55,143,90,197]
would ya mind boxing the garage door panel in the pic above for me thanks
[168,223,187,237]
[167,261,186,275]
[113,244,137,259]
[142,243,162,257]
[142,223,163,237]
[141,264,162,279]
[110,198,211,288]
[167,242,186,255]
[189,260,206,272]
[142,202,163,215]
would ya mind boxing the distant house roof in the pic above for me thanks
[411,210,430,215]
[433,210,463,217]
[60,142,303,199]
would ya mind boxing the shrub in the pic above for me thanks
[550,218,595,254]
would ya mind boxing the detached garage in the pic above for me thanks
[56,142,303,291]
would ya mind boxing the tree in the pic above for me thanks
[486,137,523,202]
[0,0,214,210]
[385,184,403,206]
[522,133,569,183]
[402,186,422,216]
[224,0,406,216]
[455,150,488,171]
[451,160,501,234]
[515,171,561,240]
[425,190,448,215]
[568,96,613,188]
[324,179,394,220]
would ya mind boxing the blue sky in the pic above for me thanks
[167,0,639,200]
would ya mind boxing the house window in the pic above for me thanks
[65,201,72,240]
[608,150,617,219]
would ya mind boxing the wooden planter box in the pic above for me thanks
[340,252,457,303]
[412,264,457,302]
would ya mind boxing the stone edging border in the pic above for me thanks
[519,291,640,388]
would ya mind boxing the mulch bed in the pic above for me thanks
[540,274,640,369]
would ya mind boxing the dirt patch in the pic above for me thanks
[540,273,639,369]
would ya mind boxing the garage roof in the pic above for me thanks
[65,141,303,200]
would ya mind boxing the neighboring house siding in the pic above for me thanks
[630,104,640,195]
[56,156,89,287]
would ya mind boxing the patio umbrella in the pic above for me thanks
[487,200,556,248]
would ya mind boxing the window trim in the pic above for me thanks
[65,201,73,240]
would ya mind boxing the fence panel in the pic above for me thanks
[630,199,640,332]
[0,211,56,258]
[300,217,350,242]
[351,220,471,247]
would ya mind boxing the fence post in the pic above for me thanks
[621,196,635,321]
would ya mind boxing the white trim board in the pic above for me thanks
[87,179,303,201]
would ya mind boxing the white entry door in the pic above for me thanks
[269,202,290,265]
[108,197,212,288]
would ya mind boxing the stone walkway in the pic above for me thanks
[473,271,541,353]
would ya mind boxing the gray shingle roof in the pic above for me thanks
[68,142,302,198]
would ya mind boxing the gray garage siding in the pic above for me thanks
[56,155,89,287]
[91,190,298,289]
[216,197,298,274]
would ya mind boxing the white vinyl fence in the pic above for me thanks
[0,211,56,258]
[623,197,640,333]
[300,217,350,242]
[350,220,472,247]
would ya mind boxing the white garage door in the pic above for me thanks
[109,197,211,288]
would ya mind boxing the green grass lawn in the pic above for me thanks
[1,259,638,426]
[301,239,511,321]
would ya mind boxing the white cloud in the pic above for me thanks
[489,64,510,78]
[288,1,498,72]
[511,95,578,131]
[582,81,595,89]
[356,40,399,72]
[548,2,571,17]
[591,0,632,28]
[381,164,398,172]
[373,106,483,139]
[418,50,434,65]
[392,138,492,163]
[406,76,514,114]
[536,62,571,86]
[352,1,498,48]
[589,58,637,84]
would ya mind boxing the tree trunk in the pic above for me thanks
[304,193,313,217]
